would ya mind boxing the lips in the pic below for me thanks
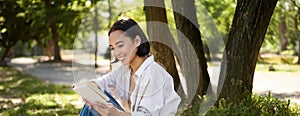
[117,56,125,61]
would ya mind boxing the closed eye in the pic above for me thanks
[117,44,124,48]
[115,41,124,48]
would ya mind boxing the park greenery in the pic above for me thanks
[0,65,299,115]
[1,0,299,62]
[0,66,81,115]
[1,0,300,115]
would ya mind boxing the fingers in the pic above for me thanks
[92,102,108,115]
[83,99,93,109]
[107,103,113,107]
[93,101,108,109]
[91,102,121,116]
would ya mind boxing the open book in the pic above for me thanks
[73,81,124,111]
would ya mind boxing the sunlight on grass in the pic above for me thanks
[255,64,300,72]
[0,66,83,116]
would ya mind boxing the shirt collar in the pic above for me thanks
[134,55,154,77]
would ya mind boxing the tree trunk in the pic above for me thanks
[50,22,62,61]
[94,5,99,68]
[279,14,288,52]
[0,39,16,63]
[217,0,278,105]
[108,0,113,70]
[298,40,300,64]
[0,46,12,63]
[44,0,62,61]
[47,39,53,60]
[43,39,53,60]
[171,0,211,105]
[297,39,300,64]
[291,0,300,64]
[144,0,181,91]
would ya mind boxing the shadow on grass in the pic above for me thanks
[272,92,300,99]
[0,66,82,116]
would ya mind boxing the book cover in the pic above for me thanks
[73,81,124,111]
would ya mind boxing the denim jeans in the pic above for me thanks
[79,104,100,116]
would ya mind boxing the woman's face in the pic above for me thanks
[109,30,139,65]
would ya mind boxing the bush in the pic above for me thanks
[181,93,300,116]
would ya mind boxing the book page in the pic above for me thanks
[74,82,108,103]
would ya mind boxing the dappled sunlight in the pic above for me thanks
[0,97,23,109]
[10,57,37,64]
[10,78,26,88]
[5,98,22,104]
[253,63,300,105]
[0,67,82,115]
[0,76,13,82]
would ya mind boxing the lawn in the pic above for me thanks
[255,63,300,72]
[0,66,83,116]
[1,62,299,115]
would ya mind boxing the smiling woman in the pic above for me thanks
[79,19,181,116]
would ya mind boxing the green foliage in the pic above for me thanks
[0,0,32,48]
[180,93,300,116]
[0,66,82,115]
[263,0,300,54]
[193,0,236,57]
[197,0,236,40]
[0,0,93,60]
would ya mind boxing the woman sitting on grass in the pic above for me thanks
[80,18,181,116]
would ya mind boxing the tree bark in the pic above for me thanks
[108,0,113,70]
[298,39,300,64]
[94,4,99,68]
[296,12,300,64]
[0,39,15,63]
[43,39,53,60]
[279,14,288,52]
[217,0,278,105]
[144,0,181,91]
[291,0,300,64]
[171,0,211,105]
[50,21,62,61]
[0,46,12,63]
[44,0,62,61]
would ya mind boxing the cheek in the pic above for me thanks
[123,45,135,53]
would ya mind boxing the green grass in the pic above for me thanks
[257,55,297,64]
[180,93,300,116]
[1,61,300,115]
[0,66,82,116]
[255,63,300,72]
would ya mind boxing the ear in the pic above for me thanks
[134,35,141,47]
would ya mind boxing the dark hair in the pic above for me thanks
[108,19,150,57]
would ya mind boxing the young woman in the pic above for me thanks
[80,19,181,116]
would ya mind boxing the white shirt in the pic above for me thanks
[92,55,181,116]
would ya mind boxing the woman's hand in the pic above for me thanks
[91,101,130,116]
[82,98,93,109]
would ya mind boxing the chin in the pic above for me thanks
[120,61,129,65]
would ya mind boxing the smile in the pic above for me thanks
[118,56,125,61]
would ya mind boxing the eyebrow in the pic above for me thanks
[110,40,124,47]
[115,41,124,45]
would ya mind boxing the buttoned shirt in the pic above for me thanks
[92,55,181,116]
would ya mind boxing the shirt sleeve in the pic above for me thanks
[131,71,181,116]
[159,75,181,115]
